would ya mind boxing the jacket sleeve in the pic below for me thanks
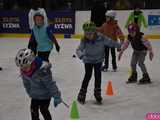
[28,9,34,29]
[76,39,85,59]
[125,12,133,28]
[28,30,37,55]
[41,69,61,98]
[22,76,31,96]
[115,25,125,43]
[103,35,121,48]
[142,37,152,51]
[121,40,130,51]
[47,26,60,47]
[96,25,104,33]
[47,27,56,42]
[41,8,48,27]
[141,13,148,28]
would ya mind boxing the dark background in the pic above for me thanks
[0,0,159,11]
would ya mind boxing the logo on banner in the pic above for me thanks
[147,10,160,31]
[0,17,20,29]
[148,15,160,26]
[54,17,73,29]
[48,11,75,34]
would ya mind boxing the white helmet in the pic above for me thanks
[105,10,116,18]
[15,48,35,67]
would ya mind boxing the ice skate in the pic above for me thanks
[77,89,86,104]
[138,73,151,84]
[126,71,137,84]
[94,88,102,104]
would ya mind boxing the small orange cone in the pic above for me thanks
[106,80,114,96]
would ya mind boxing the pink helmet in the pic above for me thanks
[128,23,139,33]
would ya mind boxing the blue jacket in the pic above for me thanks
[76,33,121,63]
[21,57,61,99]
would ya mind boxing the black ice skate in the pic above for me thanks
[113,68,117,72]
[77,89,86,104]
[138,73,151,84]
[126,71,137,84]
[94,88,102,104]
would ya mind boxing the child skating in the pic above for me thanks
[76,21,121,104]
[15,48,62,120]
[28,12,60,62]
[97,10,125,72]
[118,23,154,84]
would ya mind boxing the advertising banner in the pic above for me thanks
[0,10,75,34]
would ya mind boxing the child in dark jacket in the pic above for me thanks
[28,12,60,62]
[76,21,121,104]
[15,48,62,120]
[118,23,154,84]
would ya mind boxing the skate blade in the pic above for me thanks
[138,81,152,85]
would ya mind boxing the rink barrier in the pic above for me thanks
[0,33,82,39]
[0,33,160,40]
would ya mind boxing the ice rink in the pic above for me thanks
[0,38,160,120]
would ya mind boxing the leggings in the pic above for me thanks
[30,99,52,120]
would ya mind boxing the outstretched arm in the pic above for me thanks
[118,40,130,61]
[47,27,60,52]
[125,12,133,28]
[141,13,148,28]
[116,25,125,44]
[96,25,104,34]
[28,30,37,55]
[142,37,154,60]
[103,35,121,48]
[76,39,85,59]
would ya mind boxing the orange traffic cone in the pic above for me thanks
[106,80,114,96]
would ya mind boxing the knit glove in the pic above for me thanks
[53,96,62,107]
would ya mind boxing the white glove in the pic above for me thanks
[40,62,52,69]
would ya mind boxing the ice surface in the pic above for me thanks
[0,38,160,120]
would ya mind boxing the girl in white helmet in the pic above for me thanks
[97,10,125,72]
[15,48,62,120]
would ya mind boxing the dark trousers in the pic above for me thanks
[81,63,102,90]
[30,99,52,120]
[104,46,117,69]
[38,51,51,62]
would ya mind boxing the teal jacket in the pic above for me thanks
[32,25,53,52]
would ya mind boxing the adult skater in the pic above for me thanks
[91,1,107,27]
[125,5,147,30]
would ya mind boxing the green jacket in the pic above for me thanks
[125,11,147,29]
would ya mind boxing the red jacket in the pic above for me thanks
[97,20,125,42]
